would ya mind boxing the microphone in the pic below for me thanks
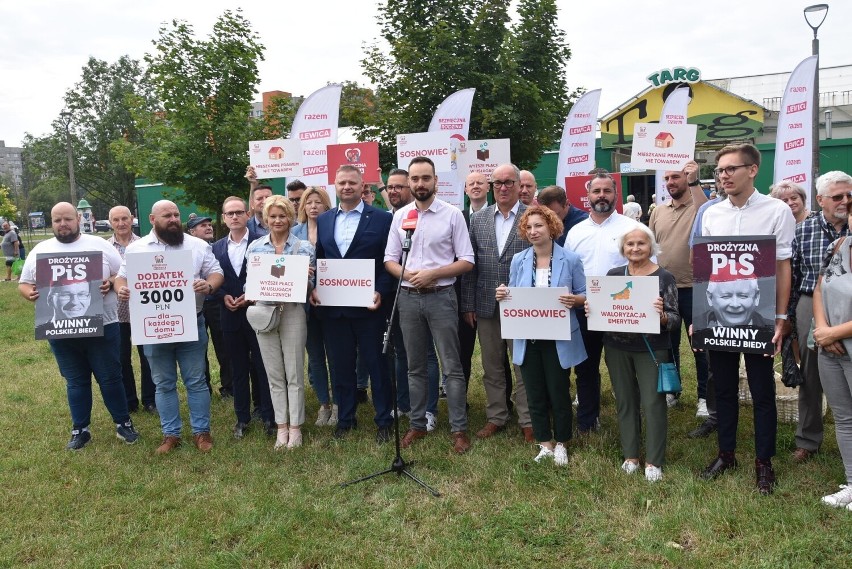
[402,208,419,236]
[401,209,419,251]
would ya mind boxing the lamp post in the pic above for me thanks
[58,110,77,205]
[804,3,828,206]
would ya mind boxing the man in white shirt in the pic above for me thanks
[697,143,795,495]
[116,200,224,455]
[19,202,139,450]
[566,172,644,433]
[623,195,642,222]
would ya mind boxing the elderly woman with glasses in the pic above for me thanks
[246,195,315,450]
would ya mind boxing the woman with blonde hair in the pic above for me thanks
[246,195,315,449]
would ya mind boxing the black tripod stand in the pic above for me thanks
[340,221,440,497]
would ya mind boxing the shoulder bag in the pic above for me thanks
[642,335,681,394]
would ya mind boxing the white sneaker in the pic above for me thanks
[822,484,852,508]
[390,409,409,419]
[696,398,709,418]
[645,465,663,482]
[621,460,640,474]
[534,445,555,463]
[315,406,332,426]
[326,404,338,427]
[425,411,437,432]
[553,443,569,466]
[666,394,679,408]
[572,395,579,407]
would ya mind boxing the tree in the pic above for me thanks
[113,9,265,213]
[361,0,577,170]
[20,56,154,219]
[0,185,17,220]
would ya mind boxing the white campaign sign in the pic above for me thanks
[315,258,375,307]
[499,287,572,341]
[654,86,691,205]
[774,55,817,208]
[396,132,452,172]
[457,138,511,180]
[248,138,302,179]
[126,250,198,345]
[289,84,342,206]
[630,123,696,170]
[244,253,310,303]
[586,275,660,334]
[556,89,601,182]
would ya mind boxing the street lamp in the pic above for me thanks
[58,110,77,205]
[804,3,828,206]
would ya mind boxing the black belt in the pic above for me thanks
[401,285,452,295]
[801,291,813,297]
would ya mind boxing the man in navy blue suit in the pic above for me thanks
[212,196,274,438]
[311,165,395,443]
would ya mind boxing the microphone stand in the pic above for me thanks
[340,225,440,497]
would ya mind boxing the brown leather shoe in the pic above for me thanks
[401,428,427,449]
[193,432,213,453]
[155,435,181,455]
[792,447,815,463]
[521,426,535,443]
[451,431,471,454]
[475,422,505,439]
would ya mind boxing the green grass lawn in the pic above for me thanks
[0,281,850,568]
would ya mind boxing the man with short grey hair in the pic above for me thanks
[787,170,852,463]
[2,221,18,281]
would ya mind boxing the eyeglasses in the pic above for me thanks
[492,179,517,188]
[56,292,90,302]
[713,164,753,177]
[289,198,301,205]
[823,193,849,203]
[222,210,246,218]
[386,185,408,192]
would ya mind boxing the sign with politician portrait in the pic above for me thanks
[692,236,776,355]
[34,252,105,340]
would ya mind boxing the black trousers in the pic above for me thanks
[118,322,155,409]
[573,311,603,431]
[226,316,273,425]
[203,298,232,394]
[708,350,776,460]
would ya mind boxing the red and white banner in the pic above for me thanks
[556,89,601,186]
[289,84,342,204]
[326,142,380,184]
[565,173,623,214]
[428,88,476,209]
[774,55,817,209]
[654,86,691,205]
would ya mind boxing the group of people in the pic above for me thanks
[15,143,852,508]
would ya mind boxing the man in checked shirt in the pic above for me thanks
[787,171,852,463]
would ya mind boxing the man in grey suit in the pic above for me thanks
[462,163,533,442]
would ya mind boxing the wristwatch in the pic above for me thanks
[775,314,788,320]
[688,180,701,187]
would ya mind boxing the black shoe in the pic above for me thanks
[439,386,447,399]
[376,425,392,444]
[263,420,277,437]
[116,420,140,444]
[128,404,139,413]
[756,459,776,495]
[251,407,263,422]
[334,425,356,439]
[143,403,158,415]
[219,388,233,400]
[233,422,250,439]
[700,453,738,480]
[356,389,369,405]
[687,419,718,439]
[66,429,91,451]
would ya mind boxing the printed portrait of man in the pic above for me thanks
[48,279,96,321]
[696,263,774,330]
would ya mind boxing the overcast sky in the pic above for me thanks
[1,0,849,147]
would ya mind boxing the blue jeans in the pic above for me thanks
[391,310,439,414]
[398,287,467,432]
[306,311,335,405]
[49,322,130,429]
[143,314,211,437]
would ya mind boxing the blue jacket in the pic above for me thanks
[212,229,262,333]
[508,244,588,369]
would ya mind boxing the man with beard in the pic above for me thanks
[566,171,644,434]
[786,171,852,463]
[19,202,139,450]
[649,161,710,415]
[116,200,223,455]
[109,205,155,414]
[462,163,533,442]
[384,156,475,453]
[187,215,233,399]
